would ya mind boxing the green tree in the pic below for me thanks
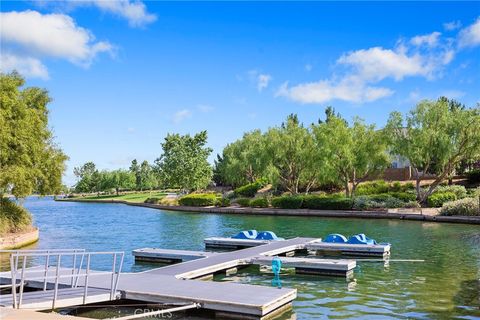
[109,169,135,195]
[218,130,269,187]
[154,131,213,192]
[73,162,98,193]
[0,72,68,198]
[129,159,141,190]
[385,97,480,202]
[139,160,156,190]
[265,114,323,194]
[313,115,389,197]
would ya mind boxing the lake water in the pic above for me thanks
[10,197,480,319]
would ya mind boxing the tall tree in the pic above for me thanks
[218,130,269,187]
[385,97,480,202]
[139,160,156,190]
[313,115,389,197]
[265,114,323,194]
[129,159,141,190]
[109,169,135,195]
[154,131,213,192]
[0,72,68,198]
[73,162,98,193]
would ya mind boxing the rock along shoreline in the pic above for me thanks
[58,198,480,225]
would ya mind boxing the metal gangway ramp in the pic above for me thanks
[0,249,124,310]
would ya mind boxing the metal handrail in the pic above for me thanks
[8,250,124,310]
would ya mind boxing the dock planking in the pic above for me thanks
[1,238,320,319]
[251,256,356,277]
[306,242,391,257]
[133,248,218,263]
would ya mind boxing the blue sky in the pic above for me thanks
[1,1,479,185]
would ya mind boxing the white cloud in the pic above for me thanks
[0,52,49,79]
[247,70,272,92]
[337,46,436,82]
[443,20,462,31]
[87,0,157,27]
[257,74,272,92]
[458,17,480,48]
[277,29,457,104]
[276,79,393,104]
[172,109,192,124]
[410,32,441,48]
[0,10,113,78]
[197,104,214,113]
[1,10,113,66]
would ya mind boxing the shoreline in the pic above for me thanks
[58,198,480,225]
[0,227,39,250]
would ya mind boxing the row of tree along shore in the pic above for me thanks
[71,97,480,217]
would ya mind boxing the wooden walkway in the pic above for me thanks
[0,288,117,311]
[0,238,324,319]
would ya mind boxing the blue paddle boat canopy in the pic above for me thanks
[232,230,284,241]
[323,233,389,246]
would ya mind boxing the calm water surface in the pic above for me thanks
[9,197,480,319]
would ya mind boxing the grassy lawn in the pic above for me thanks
[74,192,168,203]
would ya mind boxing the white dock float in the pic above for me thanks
[306,242,391,257]
[133,248,217,263]
[251,256,356,277]
[204,237,272,249]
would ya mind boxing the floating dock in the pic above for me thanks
[204,237,273,249]
[206,237,391,257]
[134,247,356,277]
[133,248,218,263]
[306,242,391,257]
[0,238,323,319]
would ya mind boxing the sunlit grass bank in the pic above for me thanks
[73,192,168,203]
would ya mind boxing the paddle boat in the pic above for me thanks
[323,233,390,246]
[232,230,284,241]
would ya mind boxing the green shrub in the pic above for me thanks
[434,185,467,199]
[218,197,231,207]
[389,192,417,202]
[178,193,219,206]
[234,181,262,198]
[353,195,402,210]
[356,180,390,195]
[271,196,303,209]
[144,197,163,204]
[427,192,457,207]
[249,197,269,208]
[0,198,32,235]
[440,197,479,216]
[367,193,391,202]
[236,198,251,207]
[302,195,353,210]
[466,169,480,184]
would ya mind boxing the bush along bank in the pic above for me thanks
[0,197,33,236]
[178,193,230,207]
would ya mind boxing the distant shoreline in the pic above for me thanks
[58,198,480,225]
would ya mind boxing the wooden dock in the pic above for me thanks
[133,248,218,263]
[134,247,356,277]
[204,237,273,249]
[205,237,391,257]
[1,238,325,319]
[251,256,356,277]
[306,242,391,257]
[0,288,118,311]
